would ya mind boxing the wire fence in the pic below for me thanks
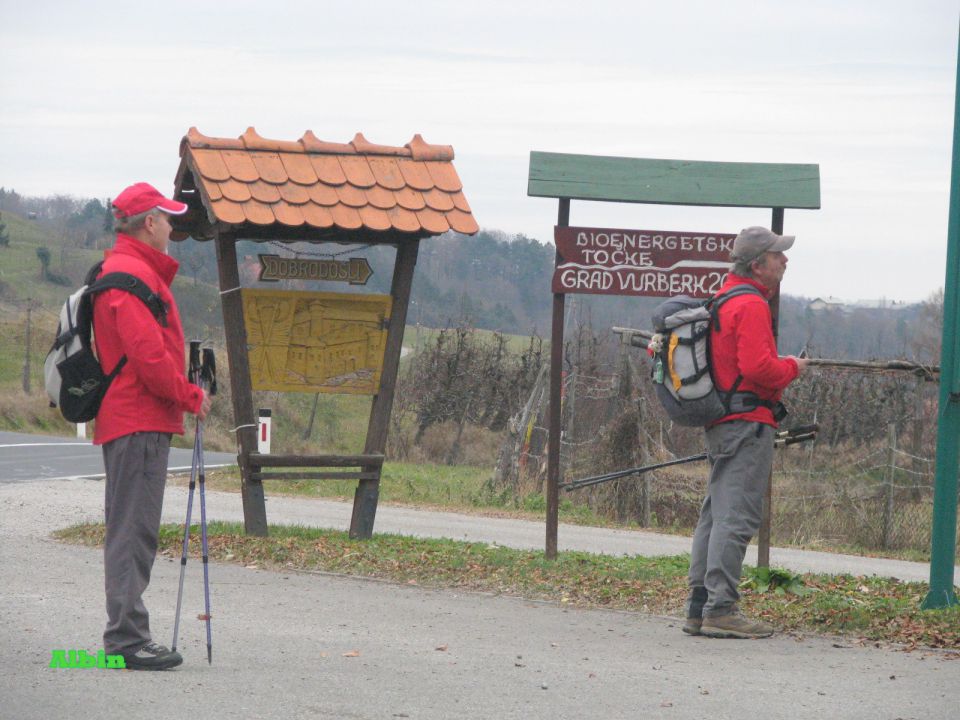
[505,355,958,559]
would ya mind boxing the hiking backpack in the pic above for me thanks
[44,261,168,423]
[648,286,782,427]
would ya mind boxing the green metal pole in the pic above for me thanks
[921,20,960,610]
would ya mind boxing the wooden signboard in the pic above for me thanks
[242,289,391,394]
[553,226,734,299]
[258,255,373,285]
[530,152,820,562]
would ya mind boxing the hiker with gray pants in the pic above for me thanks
[94,183,212,669]
[684,227,808,639]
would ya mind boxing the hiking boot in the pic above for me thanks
[701,611,774,639]
[683,586,707,636]
[122,641,183,670]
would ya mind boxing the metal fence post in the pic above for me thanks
[922,18,960,609]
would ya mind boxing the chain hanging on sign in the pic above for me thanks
[267,240,374,259]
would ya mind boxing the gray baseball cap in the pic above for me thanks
[731,226,795,262]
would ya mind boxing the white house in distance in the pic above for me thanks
[808,296,846,312]
[808,297,909,313]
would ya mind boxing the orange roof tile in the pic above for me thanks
[250,180,282,204]
[175,127,478,238]
[395,187,426,211]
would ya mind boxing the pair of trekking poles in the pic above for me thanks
[172,342,217,664]
[562,423,819,492]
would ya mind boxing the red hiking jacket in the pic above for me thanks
[91,234,203,445]
[709,274,799,428]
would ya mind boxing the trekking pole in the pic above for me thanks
[612,326,941,381]
[562,424,819,492]
[561,453,707,492]
[196,347,217,665]
[172,341,203,654]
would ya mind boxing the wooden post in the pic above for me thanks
[757,207,785,568]
[350,239,420,539]
[304,392,320,441]
[883,423,897,549]
[546,198,570,559]
[215,232,268,536]
[22,300,31,394]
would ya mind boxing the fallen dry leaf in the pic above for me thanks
[342,650,361,658]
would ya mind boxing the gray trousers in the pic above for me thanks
[102,432,171,655]
[687,421,774,618]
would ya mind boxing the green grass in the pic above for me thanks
[53,521,960,651]
[187,463,609,526]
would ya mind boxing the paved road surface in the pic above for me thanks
[1,472,958,720]
[2,431,952,582]
[0,430,236,482]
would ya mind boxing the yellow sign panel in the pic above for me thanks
[242,289,392,395]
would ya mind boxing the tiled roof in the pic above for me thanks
[174,127,479,237]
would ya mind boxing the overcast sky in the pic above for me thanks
[2,0,958,303]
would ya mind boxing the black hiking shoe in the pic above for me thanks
[122,641,183,670]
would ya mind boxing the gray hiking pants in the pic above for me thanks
[102,432,171,655]
[687,421,774,618]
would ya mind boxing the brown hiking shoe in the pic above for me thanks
[682,617,702,636]
[701,611,773,639]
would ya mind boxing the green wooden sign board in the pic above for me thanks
[528,151,821,209]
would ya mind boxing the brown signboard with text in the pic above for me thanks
[258,255,373,285]
[552,226,734,298]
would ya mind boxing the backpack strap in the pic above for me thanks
[86,271,169,327]
[707,284,777,417]
[707,285,765,332]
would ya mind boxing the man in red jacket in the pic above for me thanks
[94,182,212,669]
[684,226,808,639]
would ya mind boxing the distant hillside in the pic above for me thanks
[0,197,941,365]
[0,208,222,342]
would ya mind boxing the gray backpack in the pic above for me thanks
[44,261,167,423]
[649,286,779,426]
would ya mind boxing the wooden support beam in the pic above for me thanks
[546,198,570,560]
[350,239,420,539]
[251,471,380,481]
[248,453,385,468]
[215,232,268,536]
[757,207,785,569]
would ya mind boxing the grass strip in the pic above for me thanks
[53,521,960,652]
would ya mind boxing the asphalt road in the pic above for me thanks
[1,476,958,720]
[0,430,237,482]
[1,431,958,719]
[0,431,954,581]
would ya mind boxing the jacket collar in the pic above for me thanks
[722,272,773,298]
[112,233,180,287]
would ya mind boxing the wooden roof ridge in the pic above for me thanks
[182,127,455,162]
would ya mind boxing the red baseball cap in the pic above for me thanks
[112,182,188,218]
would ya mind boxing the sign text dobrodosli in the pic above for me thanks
[553,226,734,299]
[258,255,373,285]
